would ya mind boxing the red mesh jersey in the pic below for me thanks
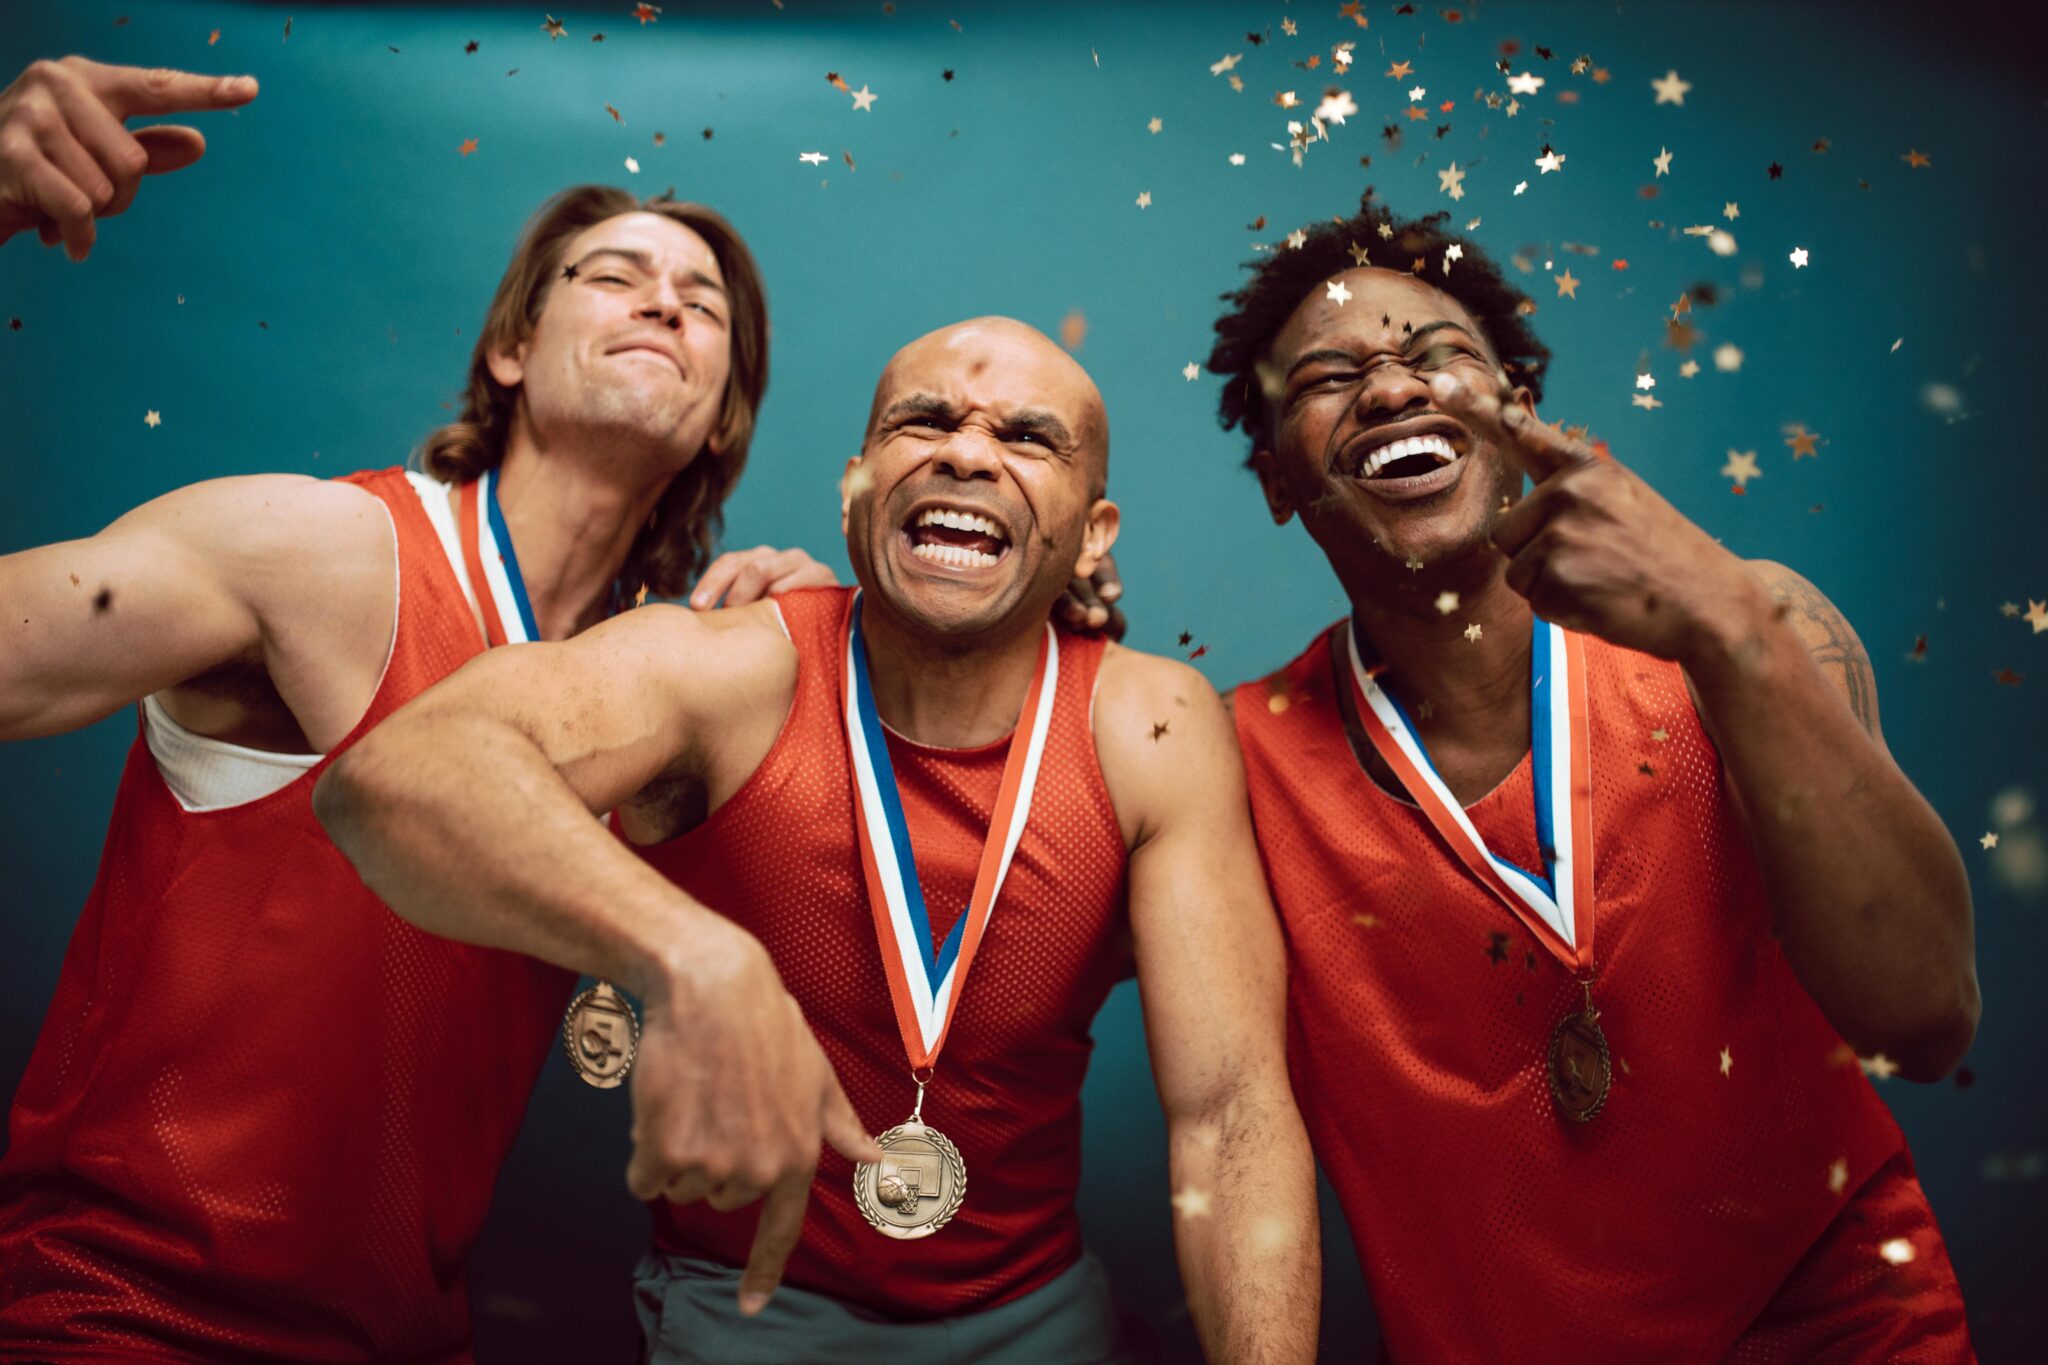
[1235,624,1967,1363]
[0,468,575,1364]
[627,587,1131,1319]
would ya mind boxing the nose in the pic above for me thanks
[635,278,685,331]
[932,429,1004,483]
[1353,360,1433,420]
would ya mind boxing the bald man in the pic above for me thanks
[316,318,1320,1363]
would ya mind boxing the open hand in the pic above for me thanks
[0,57,259,261]
[689,544,839,609]
[1058,550,1126,640]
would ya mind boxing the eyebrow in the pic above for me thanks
[880,393,1075,448]
[566,247,726,295]
[1283,320,1485,381]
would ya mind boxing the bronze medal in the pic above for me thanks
[853,1117,967,1240]
[1547,1003,1611,1123]
[561,980,639,1089]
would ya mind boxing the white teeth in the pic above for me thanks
[910,541,1000,568]
[1361,433,1458,478]
[913,507,1006,541]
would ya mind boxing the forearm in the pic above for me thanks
[314,711,708,1005]
[1169,1088,1321,1365]
[1685,589,1977,1076]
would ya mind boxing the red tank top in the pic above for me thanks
[1235,624,1918,1363]
[627,587,1130,1319]
[0,468,575,1364]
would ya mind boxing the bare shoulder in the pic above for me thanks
[1742,559,1882,739]
[1093,643,1241,847]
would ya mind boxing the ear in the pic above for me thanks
[1070,498,1122,580]
[486,337,529,391]
[1250,447,1295,527]
[838,456,864,535]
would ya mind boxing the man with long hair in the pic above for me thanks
[1215,191,1977,1360]
[0,57,848,1362]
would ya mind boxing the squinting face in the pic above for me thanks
[844,319,1116,641]
[488,211,734,474]
[1258,267,1525,574]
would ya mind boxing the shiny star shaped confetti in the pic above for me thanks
[1507,71,1544,95]
[143,410,161,428]
[850,84,878,111]
[1183,362,1200,381]
[799,151,827,165]
[1829,1158,1850,1194]
[1653,146,1673,177]
[1651,69,1691,105]
[1980,832,2000,850]
[1210,53,1242,76]
[1438,161,1467,199]
[1135,191,1152,209]
[458,137,478,157]
[2025,601,2048,633]
[1171,1187,1213,1219]
[1535,148,1565,174]
[633,4,662,24]
[1722,449,1760,488]
[1553,268,1579,298]
[541,14,567,40]
[1714,343,1744,372]
[1326,279,1353,305]
[1147,116,1162,134]
[1435,591,1460,615]
[1903,148,1931,168]
[1719,1047,1733,1076]
[1464,622,1483,642]
[1785,425,1820,458]
[1789,246,1810,268]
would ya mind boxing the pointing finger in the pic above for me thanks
[1429,373,1590,482]
[87,62,258,119]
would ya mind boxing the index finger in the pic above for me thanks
[736,1174,812,1315]
[79,60,258,119]
[1428,373,1592,482]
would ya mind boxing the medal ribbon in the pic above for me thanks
[841,591,1058,1068]
[1344,617,1596,972]
[457,469,543,647]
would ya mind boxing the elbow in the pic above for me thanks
[1879,974,1981,1085]
[311,743,381,856]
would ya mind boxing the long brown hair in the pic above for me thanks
[416,185,769,601]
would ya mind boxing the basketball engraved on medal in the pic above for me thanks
[1548,1008,1611,1123]
[561,982,639,1089]
[853,1121,966,1240]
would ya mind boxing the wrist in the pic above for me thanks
[629,898,753,1016]
[1677,566,1794,688]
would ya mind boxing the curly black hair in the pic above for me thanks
[1208,188,1550,467]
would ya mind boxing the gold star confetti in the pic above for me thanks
[798,151,827,165]
[1785,426,1819,459]
[1789,246,1810,268]
[1719,1047,1733,1076]
[1228,151,1247,166]
[1903,148,1931,169]
[1347,242,1371,266]
[1182,362,1200,382]
[143,410,161,428]
[1722,449,1760,488]
[458,137,478,157]
[1437,161,1466,200]
[1210,53,1242,76]
[1535,148,1565,174]
[1723,201,1740,220]
[633,4,662,24]
[1386,60,1412,79]
[1635,372,1657,391]
[1632,393,1663,410]
[1435,591,1460,615]
[1651,728,1670,742]
[1464,622,1483,643]
[1060,309,1087,352]
[1147,116,1162,133]
[1653,146,1673,177]
[1553,269,1579,298]
[1880,1238,1916,1266]
[1275,90,1301,109]
[1514,180,1529,195]
[1999,602,2019,617]
[1651,69,1691,105]
[1408,85,1427,102]
[850,84,877,111]
[1326,279,1353,305]
[1981,832,2000,850]
[1171,1187,1213,1219]
[1315,90,1357,124]
[1507,70,1544,95]
[623,156,639,173]
[1135,190,1152,209]
[1679,359,1701,378]
[606,102,624,124]
[1828,1158,1849,1194]
[1351,912,1380,928]
[2025,601,2048,633]
[541,14,567,40]
[1859,1053,1899,1080]
[1714,343,1743,372]
[1229,75,1244,92]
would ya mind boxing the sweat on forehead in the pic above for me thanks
[867,316,1107,445]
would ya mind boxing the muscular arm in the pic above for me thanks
[1684,560,1978,1081]
[0,474,393,745]
[313,602,877,1310]
[1097,648,1320,1365]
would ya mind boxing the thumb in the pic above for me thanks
[135,125,207,177]
[821,1078,883,1165]
[623,1135,666,1202]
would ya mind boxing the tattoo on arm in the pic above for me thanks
[1763,568,1878,737]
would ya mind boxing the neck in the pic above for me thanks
[859,599,1049,749]
[1343,553,1536,749]
[492,437,674,640]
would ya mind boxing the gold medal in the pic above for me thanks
[1547,987,1610,1123]
[852,1078,966,1239]
[561,980,639,1088]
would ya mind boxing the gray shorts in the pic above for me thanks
[632,1246,1136,1365]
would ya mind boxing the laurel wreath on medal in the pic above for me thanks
[852,1121,967,1239]
[560,983,641,1090]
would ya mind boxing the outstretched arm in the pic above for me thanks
[314,603,879,1313]
[1098,649,1320,1365]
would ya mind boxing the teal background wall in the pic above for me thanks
[3,2,2043,1359]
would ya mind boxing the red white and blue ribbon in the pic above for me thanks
[458,468,542,648]
[1344,617,1596,972]
[841,591,1058,1067]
